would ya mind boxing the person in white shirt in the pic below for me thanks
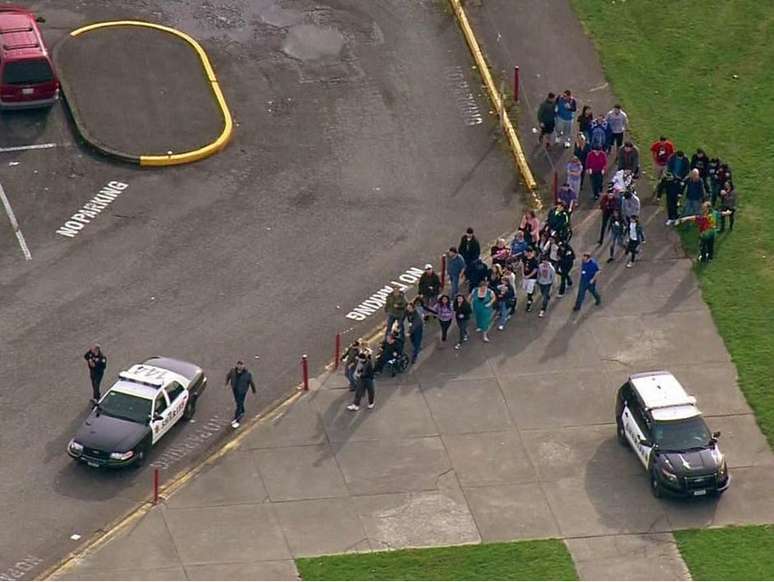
[605,104,629,152]
[625,215,645,268]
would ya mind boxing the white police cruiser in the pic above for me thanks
[68,357,207,468]
[615,371,730,498]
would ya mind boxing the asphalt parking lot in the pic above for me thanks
[0,0,522,577]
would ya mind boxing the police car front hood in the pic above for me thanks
[74,411,149,453]
[660,448,721,476]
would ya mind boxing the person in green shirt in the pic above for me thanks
[677,202,731,263]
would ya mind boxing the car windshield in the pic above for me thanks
[2,59,54,85]
[653,417,712,451]
[98,390,152,425]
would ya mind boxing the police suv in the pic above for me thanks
[68,357,207,468]
[616,371,730,498]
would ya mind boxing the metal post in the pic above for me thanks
[301,354,309,391]
[334,333,341,370]
[553,171,559,203]
[153,468,160,505]
[513,66,520,103]
[440,254,447,289]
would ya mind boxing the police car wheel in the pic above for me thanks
[183,396,197,420]
[133,440,151,468]
[650,470,663,498]
[616,422,627,446]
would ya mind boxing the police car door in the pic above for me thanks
[164,381,188,429]
[150,391,172,444]
[622,395,653,467]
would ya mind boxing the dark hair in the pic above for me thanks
[624,141,633,147]
[466,227,474,235]
[676,150,685,156]
[581,105,591,116]
[449,246,458,253]
[659,136,667,141]
[614,103,621,109]
[547,92,556,99]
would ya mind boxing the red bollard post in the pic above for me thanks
[334,333,341,369]
[440,254,447,289]
[301,354,309,391]
[153,468,160,505]
[553,171,559,203]
[513,66,520,103]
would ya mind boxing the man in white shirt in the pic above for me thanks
[605,104,629,152]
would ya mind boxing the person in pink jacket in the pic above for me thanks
[585,146,608,200]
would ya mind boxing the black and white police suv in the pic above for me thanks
[616,371,730,498]
[68,357,207,468]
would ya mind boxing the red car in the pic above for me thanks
[0,6,58,109]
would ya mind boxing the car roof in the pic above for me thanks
[629,371,701,420]
[0,9,46,61]
[119,363,190,390]
[108,380,158,401]
[143,356,202,382]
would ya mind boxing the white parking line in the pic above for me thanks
[0,143,58,153]
[0,183,32,261]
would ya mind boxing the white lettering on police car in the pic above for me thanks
[56,180,129,238]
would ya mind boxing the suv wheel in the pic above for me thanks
[650,469,663,498]
[183,396,197,420]
[616,422,627,446]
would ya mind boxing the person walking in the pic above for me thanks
[625,215,646,268]
[616,141,640,177]
[556,240,575,297]
[537,92,557,148]
[519,209,541,245]
[620,190,641,225]
[677,202,731,263]
[605,104,629,152]
[418,264,441,313]
[566,155,584,199]
[690,148,711,188]
[589,114,609,151]
[586,146,608,200]
[225,361,256,429]
[521,247,539,312]
[666,150,690,183]
[471,279,496,342]
[573,133,591,192]
[490,238,511,267]
[573,253,602,311]
[598,189,620,245]
[458,227,481,265]
[340,339,363,391]
[494,278,515,330]
[536,257,556,318]
[649,136,674,181]
[406,300,424,364]
[578,105,593,141]
[464,256,490,292]
[555,89,577,147]
[682,169,706,217]
[435,295,454,344]
[660,171,683,225]
[446,247,466,299]
[384,288,408,339]
[453,293,472,349]
[606,209,626,262]
[718,180,737,232]
[557,183,578,213]
[347,350,376,411]
[509,231,529,261]
[84,344,107,403]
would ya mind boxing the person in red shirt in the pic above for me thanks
[586,146,608,200]
[649,136,674,181]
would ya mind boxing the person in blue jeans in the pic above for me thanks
[573,253,601,311]
[406,300,424,363]
[446,247,466,300]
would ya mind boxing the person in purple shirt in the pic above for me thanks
[573,253,602,311]
[557,182,578,213]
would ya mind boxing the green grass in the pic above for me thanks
[295,540,578,580]
[675,525,774,580]
[570,0,774,448]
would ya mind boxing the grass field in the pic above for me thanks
[570,1,774,447]
[295,540,578,581]
[675,525,774,580]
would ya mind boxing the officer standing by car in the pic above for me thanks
[225,360,256,429]
[84,344,107,403]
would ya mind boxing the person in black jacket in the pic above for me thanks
[225,361,257,428]
[556,241,576,297]
[464,257,490,293]
[458,227,481,265]
[347,351,376,411]
[417,264,441,312]
[84,344,107,403]
[453,294,472,349]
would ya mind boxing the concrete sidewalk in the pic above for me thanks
[52,202,774,580]
[51,2,774,581]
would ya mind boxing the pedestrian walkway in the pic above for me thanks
[52,204,774,581]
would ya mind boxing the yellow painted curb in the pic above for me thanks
[69,20,233,167]
[447,0,541,210]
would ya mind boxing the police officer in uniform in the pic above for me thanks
[84,344,107,403]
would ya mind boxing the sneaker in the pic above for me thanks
[454,343,462,350]
[526,305,533,313]
[497,324,504,330]
[483,335,490,343]
[367,403,375,409]
[664,219,672,226]
[595,300,602,306]
[475,328,482,332]
[626,262,633,268]
[462,335,469,342]
[596,240,603,246]
[231,420,240,429]
[557,292,564,297]
[347,404,359,411]
[538,310,545,318]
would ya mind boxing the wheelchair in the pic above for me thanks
[378,351,410,377]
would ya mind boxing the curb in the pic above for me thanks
[447,0,541,209]
[54,20,233,167]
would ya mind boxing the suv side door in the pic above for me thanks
[150,391,172,444]
[622,388,653,467]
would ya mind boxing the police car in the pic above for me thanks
[68,357,207,468]
[615,371,730,498]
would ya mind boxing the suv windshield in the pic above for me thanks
[2,59,53,85]
[653,417,712,451]
[99,390,152,425]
